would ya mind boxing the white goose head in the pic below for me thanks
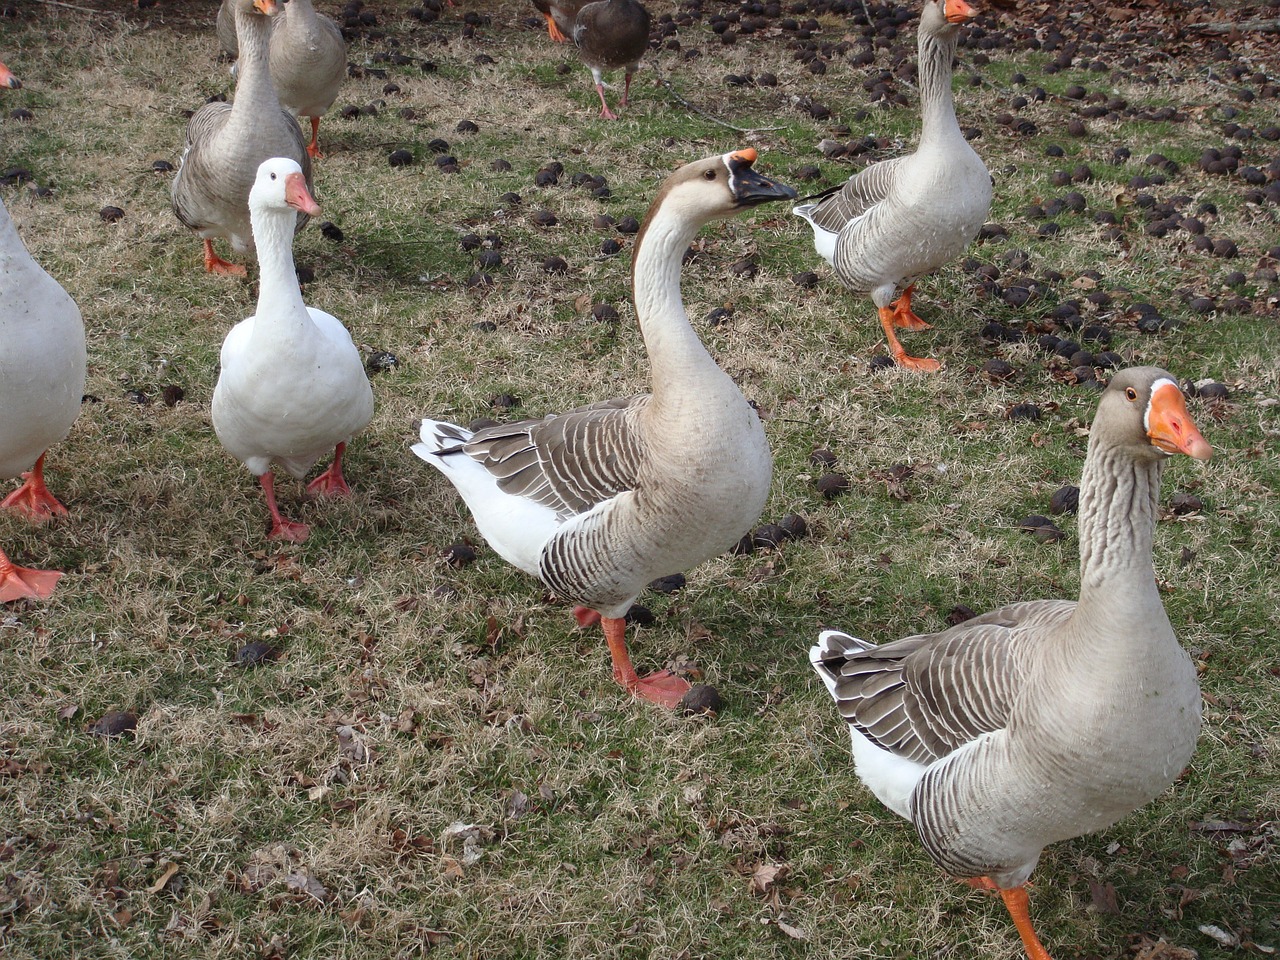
[1094,367,1213,463]
[250,157,320,219]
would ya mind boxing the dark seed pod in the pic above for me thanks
[591,303,619,323]
[647,573,686,594]
[777,513,808,539]
[615,216,641,234]
[99,205,125,223]
[624,603,656,626]
[161,384,185,406]
[1007,403,1041,421]
[816,472,850,499]
[531,209,557,227]
[541,255,568,273]
[946,604,977,625]
[235,641,278,667]
[1018,514,1063,542]
[320,221,345,242]
[752,524,788,549]
[455,119,479,134]
[809,448,838,468]
[679,684,723,717]
[490,393,520,409]
[1050,485,1079,514]
[151,159,175,173]
[442,542,476,566]
[87,711,137,738]
[1168,492,1203,515]
[365,350,398,373]
[982,358,1016,381]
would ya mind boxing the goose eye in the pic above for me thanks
[270,173,277,180]
[1124,387,1138,401]
[703,169,717,181]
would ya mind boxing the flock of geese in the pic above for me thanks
[0,1,1222,957]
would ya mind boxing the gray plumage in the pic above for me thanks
[571,0,650,118]
[174,0,311,268]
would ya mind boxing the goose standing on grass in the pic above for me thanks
[810,368,1212,960]
[0,59,84,600]
[173,0,311,276]
[268,0,346,159]
[531,0,587,43]
[793,0,989,371]
[213,158,372,543]
[572,0,650,120]
[414,150,795,708]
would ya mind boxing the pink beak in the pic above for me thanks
[284,172,320,216]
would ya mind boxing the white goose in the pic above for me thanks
[212,157,373,542]
[793,0,989,371]
[414,149,796,708]
[1,59,85,600]
[810,368,1212,959]
[173,0,311,275]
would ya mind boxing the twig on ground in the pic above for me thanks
[651,68,786,133]
[1186,18,1280,34]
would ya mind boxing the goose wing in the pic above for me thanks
[812,599,1074,764]
[806,156,907,234]
[460,395,647,520]
[171,101,232,231]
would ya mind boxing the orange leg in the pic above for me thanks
[543,11,568,42]
[601,615,690,708]
[306,116,323,159]
[305,443,352,499]
[0,546,62,602]
[999,886,1054,960]
[259,472,310,542]
[203,239,247,276]
[1,453,68,521]
[621,71,635,108]
[877,305,941,373]
[889,285,931,329]
[595,83,618,120]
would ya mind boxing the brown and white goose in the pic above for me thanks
[792,0,989,371]
[810,368,1212,960]
[0,59,85,600]
[173,0,311,275]
[572,0,650,120]
[531,0,587,42]
[414,150,795,708]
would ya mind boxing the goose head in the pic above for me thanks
[0,60,20,90]
[250,157,320,219]
[649,149,798,230]
[920,0,977,34]
[1094,367,1212,463]
[234,0,280,17]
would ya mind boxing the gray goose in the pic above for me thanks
[572,0,650,120]
[810,367,1212,960]
[0,58,84,601]
[413,149,796,708]
[792,0,990,371]
[531,0,587,42]
[268,0,346,159]
[173,0,311,275]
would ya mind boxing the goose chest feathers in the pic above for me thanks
[810,368,1212,960]
[415,149,796,708]
[793,0,990,371]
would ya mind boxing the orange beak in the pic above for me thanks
[1148,383,1212,460]
[284,173,320,216]
[253,0,279,15]
[945,0,978,23]
[0,61,20,90]
[729,147,758,165]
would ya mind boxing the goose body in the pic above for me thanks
[810,367,1212,959]
[414,149,796,707]
[174,0,311,275]
[793,0,990,371]
[0,59,82,599]
[268,0,346,159]
[212,158,373,542]
[571,0,650,119]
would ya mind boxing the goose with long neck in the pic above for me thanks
[414,150,796,708]
[0,58,85,601]
[173,0,311,275]
[572,0,650,120]
[793,0,989,371]
[212,158,373,542]
[810,368,1212,960]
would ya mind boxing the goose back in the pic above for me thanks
[269,0,346,121]
[573,0,650,74]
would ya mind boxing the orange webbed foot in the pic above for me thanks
[304,443,352,499]
[203,240,247,276]
[0,550,62,602]
[2,455,68,522]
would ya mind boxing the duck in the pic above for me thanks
[0,60,84,601]
[571,0,650,120]
[809,367,1212,960]
[792,0,990,372]
[173,0,312,276]
[531,0,587,43]
[413,149,796,708]
[212,157,373,543]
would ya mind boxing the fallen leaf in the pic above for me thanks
[750,862,787,896]
[284,870,329,902]
[775,918,808,941]
[441,855,465,879]
[147,861,181,895]
[1200,924,1239,948]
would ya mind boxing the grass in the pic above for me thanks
[1,1,1278,958]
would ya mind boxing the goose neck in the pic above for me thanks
[250,205,307,322]
[1074,443,1165,620]
[917,28,963,145]
[233,6,278,111]
[630,206,723,403]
